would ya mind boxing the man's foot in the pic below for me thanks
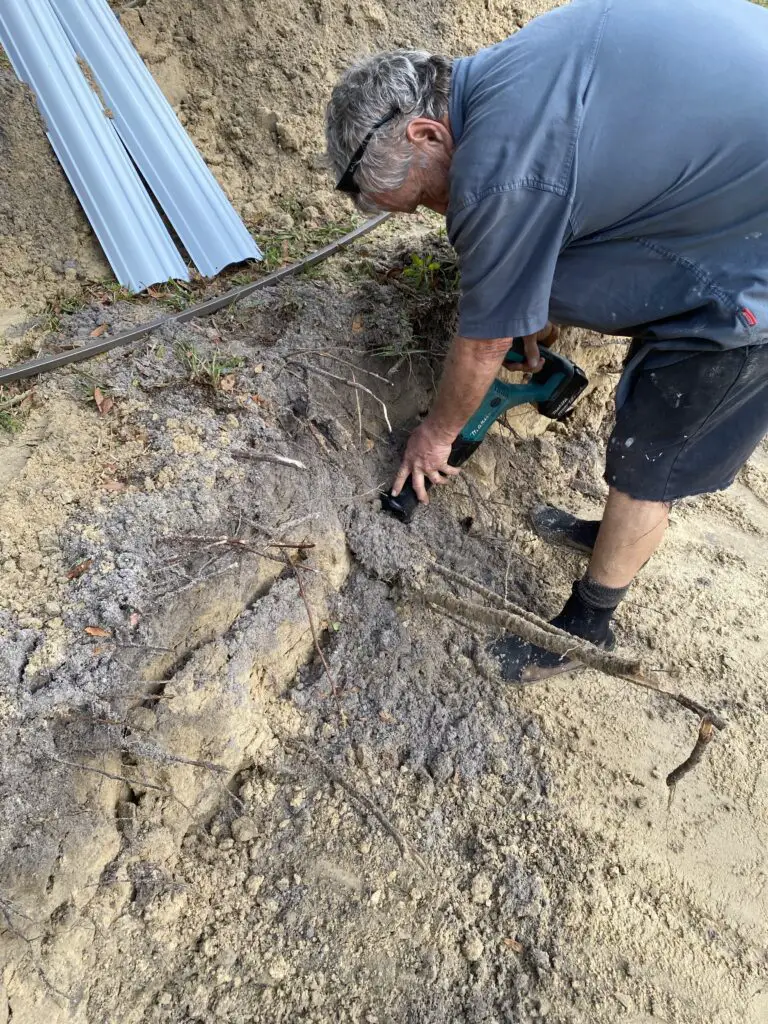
[530,504,601,554]
[489,627,615,684]
[488,578,622,684]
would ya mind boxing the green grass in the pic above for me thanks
[0,410,25,434]
[178,345,246,389]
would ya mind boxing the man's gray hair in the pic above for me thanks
[326,50,453,204]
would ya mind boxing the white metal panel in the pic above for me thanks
[52,0,263,277]
[0,0,190,293]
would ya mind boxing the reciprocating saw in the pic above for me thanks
[380,337,588,523]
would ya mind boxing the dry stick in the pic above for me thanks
[666,716,716,794]
[285,738,428,871]
[0,390,33,413]
[289,359,393,433]
[299,350,396,387]
[232,451,307,471]
[288,558,339,699]
[157,560,238,598]
[49,756,168,795]
[418,588,727,730]
[164,534,309,569]
[352,371,363,449]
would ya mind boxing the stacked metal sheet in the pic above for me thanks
[0,0,262,293]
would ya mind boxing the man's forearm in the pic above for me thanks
[426,335,512,440]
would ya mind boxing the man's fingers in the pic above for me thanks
[523,335,544,371]
[390,463,411,497]
[412,469,429,503]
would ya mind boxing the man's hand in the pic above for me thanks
[505,323,560,373]
[391,419,461,503]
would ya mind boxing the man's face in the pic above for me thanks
[366,117,453,215]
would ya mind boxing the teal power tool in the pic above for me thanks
[381,337,588,523]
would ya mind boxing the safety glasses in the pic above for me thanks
[335,110,400,195]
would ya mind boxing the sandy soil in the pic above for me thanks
[1,1,767,1022]
[0,245,766,1022]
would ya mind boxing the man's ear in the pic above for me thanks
[406,117,453,153]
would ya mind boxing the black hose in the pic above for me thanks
[0,214,390,387]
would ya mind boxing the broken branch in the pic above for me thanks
[666,716,716,794]
[0,390,33,413]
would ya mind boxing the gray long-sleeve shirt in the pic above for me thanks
[446,0,768,399]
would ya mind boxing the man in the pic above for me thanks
[325,0,768,682]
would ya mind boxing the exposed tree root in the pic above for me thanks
[416,564,727,788]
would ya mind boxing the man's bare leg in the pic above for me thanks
[491,488,669,682]
[588,487,669,587]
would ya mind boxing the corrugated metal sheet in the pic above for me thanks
[52,0,263,277]
[0,0,190,293]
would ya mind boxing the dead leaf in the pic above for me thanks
[502,938,524,954]
[378,710,396,725]
[67,558,93,580]
[84,626,111,638]
[89,324,108,337]
[351,316,363,333]
[93,388,114,416]
[219,374,236,392]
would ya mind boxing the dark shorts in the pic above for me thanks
[605,343,768,502]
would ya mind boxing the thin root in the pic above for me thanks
[285,738,427,871]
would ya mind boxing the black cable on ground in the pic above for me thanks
[0,214,390,387]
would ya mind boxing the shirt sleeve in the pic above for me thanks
[447,186,572,339]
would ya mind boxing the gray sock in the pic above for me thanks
[576,574,629,611]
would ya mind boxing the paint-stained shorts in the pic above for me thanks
[605,343,768,501]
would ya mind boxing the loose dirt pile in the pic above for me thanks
[1,241,766,1022]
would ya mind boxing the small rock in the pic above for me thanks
[470,872,493,904]
[532,948,551,972]
[616,992,633,1012]
[245,874,264,896]
[231,816,259,843]
[276,121,302,152]
[462,934,484,963]
[127,707,156,732]
[268,957,288,982]
[18,550,42,572]
[428,751,454,785]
